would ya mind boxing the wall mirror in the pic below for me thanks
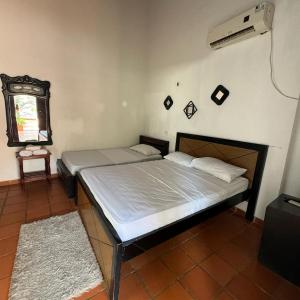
[0,74,53,147]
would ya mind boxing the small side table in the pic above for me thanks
[259,194,300,287]
[16,150,51,184]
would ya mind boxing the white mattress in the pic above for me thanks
[80,160,249,242]
[62,147,161,175]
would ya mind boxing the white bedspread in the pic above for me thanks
[80,160,248,241]
[62,148,161,175]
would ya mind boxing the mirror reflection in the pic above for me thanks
[14,95,48,143]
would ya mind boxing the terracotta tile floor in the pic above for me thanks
[0,180,300,300]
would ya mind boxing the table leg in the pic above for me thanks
[45,156,51,181]
[19,159,24,185]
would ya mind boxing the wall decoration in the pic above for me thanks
[183,101,197,119]
[164,95,173,110]
[211,85,230,106]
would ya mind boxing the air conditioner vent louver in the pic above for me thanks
[210,26,255,49]
[207,2,274,49]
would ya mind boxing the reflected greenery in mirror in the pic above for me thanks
[0,74,52,147]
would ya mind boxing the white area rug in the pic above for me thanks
[9,212,103,300]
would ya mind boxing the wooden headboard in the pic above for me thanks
[140,135,169,157]
[177,135,258,187]
[176,133,268,219]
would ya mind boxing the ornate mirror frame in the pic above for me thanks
[0,74,53,147]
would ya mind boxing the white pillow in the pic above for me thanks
[164,152,195,167]
[191,157,247,183]
[129,144,160,156]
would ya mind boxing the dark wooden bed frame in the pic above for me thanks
[76,132,268,299]
[56,135,169,198]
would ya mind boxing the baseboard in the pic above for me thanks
[0,179,20,186]
[230,207,264,228]
[0,174,59,186]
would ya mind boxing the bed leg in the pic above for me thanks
[111,245,122,300]
[245,195,256,221]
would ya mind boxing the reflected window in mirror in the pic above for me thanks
[0,74,52,147]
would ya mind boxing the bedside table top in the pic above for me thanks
[16,149,51,160]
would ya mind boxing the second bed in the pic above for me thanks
[57,135,169,197]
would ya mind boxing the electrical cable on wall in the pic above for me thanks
[269,29,300,101]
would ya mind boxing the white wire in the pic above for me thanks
[269,29,299,101]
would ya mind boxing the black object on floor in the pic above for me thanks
[259,193,300,287]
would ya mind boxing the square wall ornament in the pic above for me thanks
[211,85,230,106]
[183,101,197,119]
[164,95,173,110]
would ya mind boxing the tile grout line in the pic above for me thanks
[217,221,275,300]
[133,271,154,299]
[150,247,206,299]
[152,217,260,300]
[129,225,227,299]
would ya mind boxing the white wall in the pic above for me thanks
[143,0,300,219]
[1,0,299,219]
[282,102,300,196]
[0,0,147,181]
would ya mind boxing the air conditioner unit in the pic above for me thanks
[208,2,275,50]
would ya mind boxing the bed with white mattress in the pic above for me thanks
[76,132,268,300]
[80,159,249,241]
[57,135,169,197]
[62,148,162,176]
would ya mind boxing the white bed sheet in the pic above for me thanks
[61,147,161,175]
[80,160,249,242]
